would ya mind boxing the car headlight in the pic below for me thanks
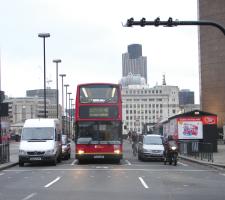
[142,148,149,153]
[46,149,55,155]
[19,150,26,155]
[171,146,177,150]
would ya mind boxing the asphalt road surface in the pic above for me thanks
[0,140,225,200]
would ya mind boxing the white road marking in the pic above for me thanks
[125,160,131,165]
[220,173,225,176]
[178,162,188,167]
[139,177,149,189]
[4,168,217,172]
[44,176,61,188]
[21,193,37,200]
[71,159,77,165]
[0,173,5,176]
[96,166,108,169]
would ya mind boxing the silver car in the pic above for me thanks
[138,134,164,161]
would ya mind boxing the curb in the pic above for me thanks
[179,155,225,170]
[0,162,18,171]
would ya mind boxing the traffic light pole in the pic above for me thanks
[124,17,225,35]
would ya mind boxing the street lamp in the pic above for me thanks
[69,98,74,138]
[38,33,50,118]
[53,59,61,118]
[59,74,66,115]
[59,74,66,134]
[64,84,70,134]
[67,92,72,138]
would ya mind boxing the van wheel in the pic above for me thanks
[19,161,24,167]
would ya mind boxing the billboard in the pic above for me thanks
[178,117,203,139]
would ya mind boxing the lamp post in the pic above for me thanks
[53,59,61,119]
[69,98,74,139]
[67,92,72,138]
[38,33,50,118]
[64,84,69,134]
[59,74,66,134]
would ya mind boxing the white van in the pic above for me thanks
[19,118,62,166]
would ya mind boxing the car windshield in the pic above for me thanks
[21,127,54,140]
[143,136,162,145]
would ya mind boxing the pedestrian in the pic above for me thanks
[127,130,131,143]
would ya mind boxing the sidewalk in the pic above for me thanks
[0,141,19,171]
[180,144,225,169]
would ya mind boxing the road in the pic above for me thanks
[0,140,225,200]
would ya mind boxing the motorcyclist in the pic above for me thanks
[163,135,178,164]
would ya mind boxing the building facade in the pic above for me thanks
[122,44,148,83]
[122,84,180,134]
[26,88,57,104]
[199,0,225,128]
[179,89,194,105]
[4,97,61,125]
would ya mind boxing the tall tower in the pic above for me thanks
[122,44,148,83]
[198,0,225,128]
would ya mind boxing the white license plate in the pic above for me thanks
[30,157,42,161]
[94,155,104,159]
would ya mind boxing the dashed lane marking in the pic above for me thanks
[125,160,131,165]
[139,177,149,189]
[21,193,37,200]
[44,176,61,188]
[0,173,5,176]
[71,159,77,165]
[178,162,188,167]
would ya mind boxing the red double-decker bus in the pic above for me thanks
[75,83,123,163]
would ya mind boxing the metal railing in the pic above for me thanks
[0,143,10,164]
[179,141,214,162]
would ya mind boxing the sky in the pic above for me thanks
[0,0,199,103]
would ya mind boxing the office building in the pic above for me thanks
[122,84,180,134]
[26,89,57,104]
[179,89,194,105]
[122,44,148,82]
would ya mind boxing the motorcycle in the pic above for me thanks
[164,145,178,166]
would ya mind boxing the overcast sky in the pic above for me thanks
[0,0,199,103]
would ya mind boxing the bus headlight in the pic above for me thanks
[114,149,120,154]
[78,150,85,154]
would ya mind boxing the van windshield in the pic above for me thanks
[21,127,55,140]
[143,136,162,145]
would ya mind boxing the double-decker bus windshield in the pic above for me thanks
[76,121,121,144]
[79,85,118,103]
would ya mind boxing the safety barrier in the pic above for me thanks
[0,143,10,164]
[179,141,214,162]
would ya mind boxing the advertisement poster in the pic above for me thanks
[178,118,203,139]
